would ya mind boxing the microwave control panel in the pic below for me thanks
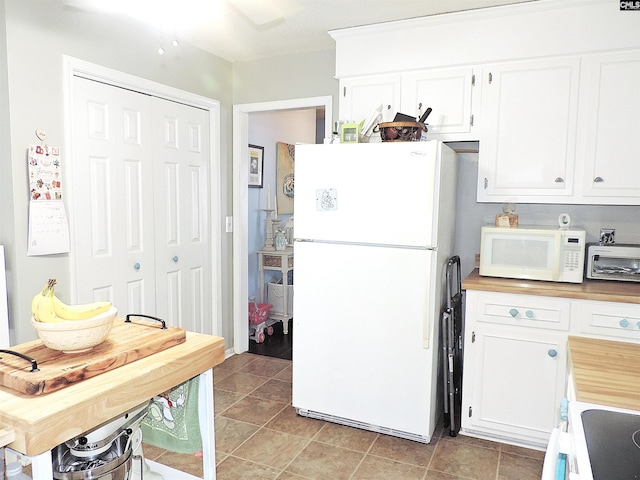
[560,232,586,282]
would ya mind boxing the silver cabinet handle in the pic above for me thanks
[509,308,519,318]
[619,319,629,328]
[548,349,558,358]
[134,263,141,271]
[593,176,604,183]
[554,177,564,183]
[173,256,179,263]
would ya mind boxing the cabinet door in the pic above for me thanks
[462,326,567,447]
[580,51,640,202]
[339,74,401,125]
[478,57,580,202]
[401,67,478,138]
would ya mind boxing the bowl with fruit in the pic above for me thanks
[31,279,116,353]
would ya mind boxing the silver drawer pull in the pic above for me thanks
[547,349,558,358]
[619,319,629,328]
[509,308,519,318]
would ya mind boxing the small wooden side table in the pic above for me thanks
[258,247,294,334]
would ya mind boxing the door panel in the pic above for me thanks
[293,241,438,437]
[72,77,156,312]
[294,142,440,247]
[152,98,210,332]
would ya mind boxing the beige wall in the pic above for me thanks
[233,49,339,114]
[1,1,339,347]
[2,0,233,344]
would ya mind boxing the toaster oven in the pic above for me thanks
[585,243,640,282]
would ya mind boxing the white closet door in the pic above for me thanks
[71,77,156,313]
[71,77,211,333]
[152,98,211,333]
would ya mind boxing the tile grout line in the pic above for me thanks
[346,431,380,480]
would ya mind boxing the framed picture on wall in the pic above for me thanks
[276,142,295,214]
[248,144,264,188]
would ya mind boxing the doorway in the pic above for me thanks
[232,97,333,354]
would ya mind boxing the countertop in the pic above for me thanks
[461,269,640,304]
[0,330,225,456]
[568,335,640,411]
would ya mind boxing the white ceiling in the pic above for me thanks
[64,0,538,63]
[180,0,538,62]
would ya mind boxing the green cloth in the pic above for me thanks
[141,377,202,454]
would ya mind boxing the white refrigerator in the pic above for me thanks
[292,140,458,443]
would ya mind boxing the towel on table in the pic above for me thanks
[141,376,202,454]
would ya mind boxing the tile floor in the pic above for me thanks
[142,352,545,480]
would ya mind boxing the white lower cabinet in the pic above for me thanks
[462,289,640,449]
[461,291,569,449]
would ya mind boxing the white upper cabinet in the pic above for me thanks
[339,67,479,141]
[401,67,479,138]
[339,74,401,125]
[578,50,640,201]
[331,0,640,205]
[477,57,580,201]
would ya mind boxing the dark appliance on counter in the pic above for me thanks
[586,243,640,282]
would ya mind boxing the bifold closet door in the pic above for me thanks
[71,77,211,333]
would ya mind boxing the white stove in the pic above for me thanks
[543,401,640,480]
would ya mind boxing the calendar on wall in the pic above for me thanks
[27,144,70,256]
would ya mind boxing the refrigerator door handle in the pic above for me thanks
[295,238,435,251]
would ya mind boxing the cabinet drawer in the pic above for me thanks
[572,300,640,341]
[473,292,570,331]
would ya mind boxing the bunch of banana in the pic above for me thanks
[31,279,112,323]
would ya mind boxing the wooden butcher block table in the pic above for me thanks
[568,335,640,411]
[0,324,225,457]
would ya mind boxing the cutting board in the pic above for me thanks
[0,317,186,396]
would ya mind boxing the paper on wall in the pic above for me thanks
[26,144,70,255]
[28,201,70,256]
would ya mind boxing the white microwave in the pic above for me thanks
[479,225,586,283]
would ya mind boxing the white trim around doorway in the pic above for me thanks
[232,97,333,354]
